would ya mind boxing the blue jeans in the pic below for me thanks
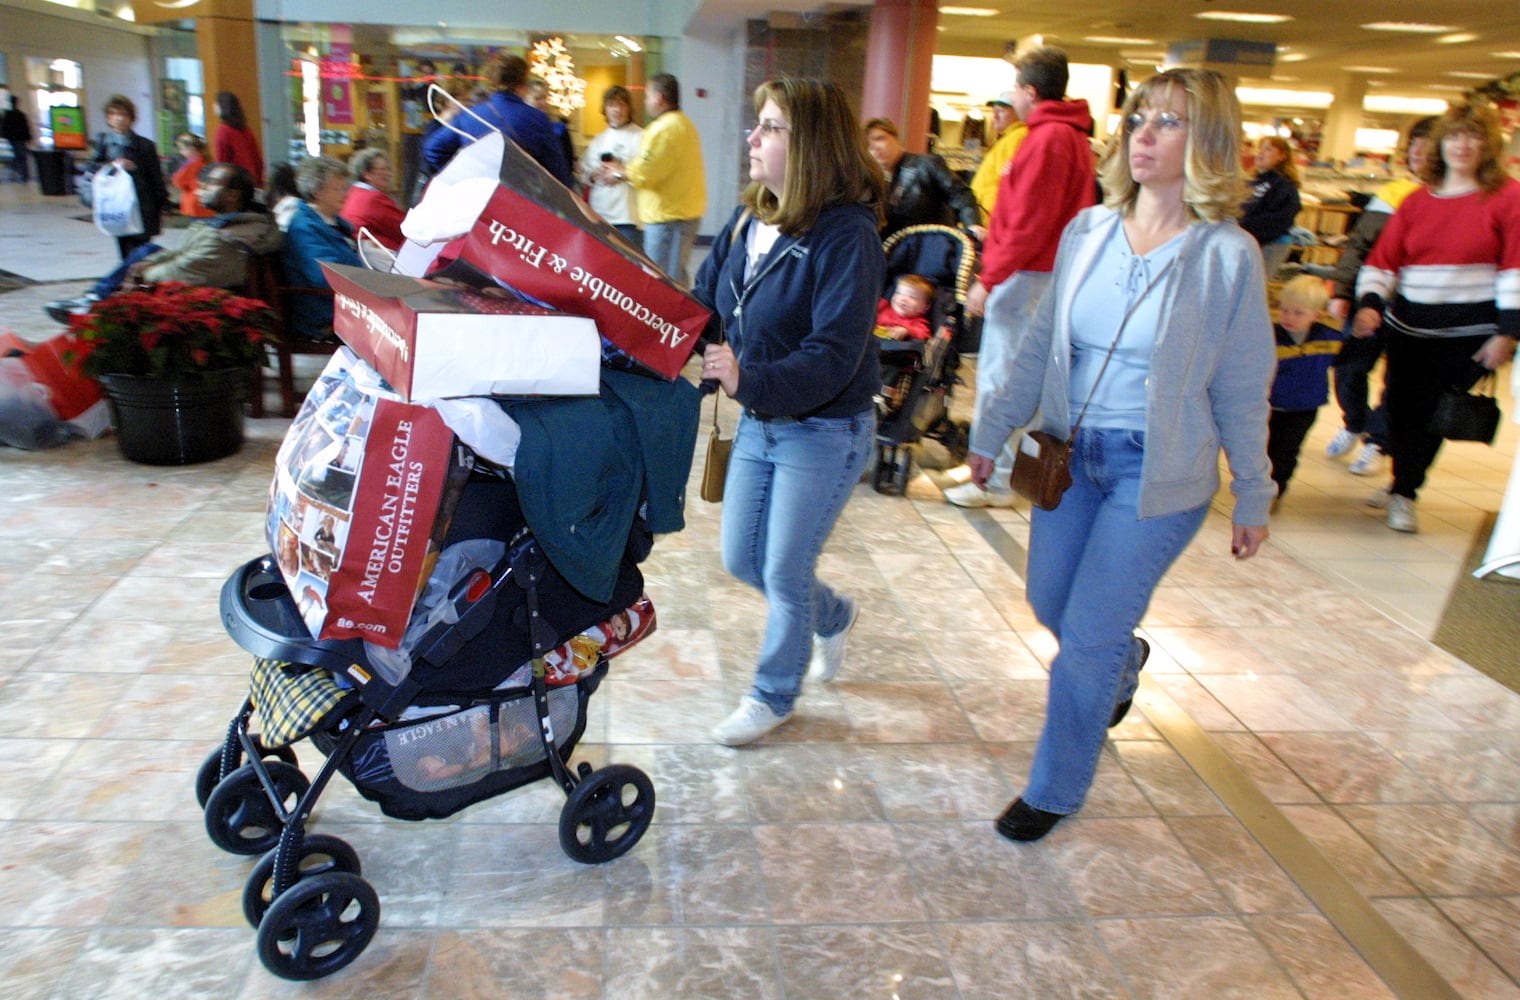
[613,223,643,252]
[643,217,700,286]
[1021,427,1208,815]
[93,241,163,298]
[721,409,874,715]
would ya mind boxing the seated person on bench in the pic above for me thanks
[45,163,281,323]
[281,155,363,341]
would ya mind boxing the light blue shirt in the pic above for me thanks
[1067,225,1183,431]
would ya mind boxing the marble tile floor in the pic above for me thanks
[2,183,1520,997]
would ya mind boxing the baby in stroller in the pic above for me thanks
[870,224,977,494]
[876,273,938,408]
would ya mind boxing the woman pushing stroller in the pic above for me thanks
[693,77,886,746]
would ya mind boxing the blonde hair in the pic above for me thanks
[742,78,884,236]
[1098,68,1245,224]
[1422,101,1509,193]
[1277,274,1330,313]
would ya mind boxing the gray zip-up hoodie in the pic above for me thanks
[971,204,1275,526]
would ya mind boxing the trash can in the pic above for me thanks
[32,149,72,196]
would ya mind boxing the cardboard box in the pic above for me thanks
[324,263,601,401]
[400,129,711,380]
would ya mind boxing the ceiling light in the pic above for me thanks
[1343,66,1396,74]
[1490,51,1520,60]
[1364,96,1449,114]
[1362,22,1458,33]
[1084,36,1156,46]
[1445,71,1496,80]
[1428,85,1470,92]
[940,6,998,15]
[1436,33,1479,45]
[1236,87,1331,109]
[1196,12,1294,25]
[1277,53,1308,63]
[613,35,642,52]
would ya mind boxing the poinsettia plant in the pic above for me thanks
[71,282,276,379]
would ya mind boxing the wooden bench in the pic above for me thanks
[244,253,340,418]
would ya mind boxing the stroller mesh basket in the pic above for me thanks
[312,667,600,821]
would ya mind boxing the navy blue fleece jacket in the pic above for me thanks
[692,202,886,420]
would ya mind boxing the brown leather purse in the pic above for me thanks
[1008,256,1176,511]
[700,392,732,503]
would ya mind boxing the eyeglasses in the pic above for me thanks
[744,121,789,140]
[1123,111,1187,135]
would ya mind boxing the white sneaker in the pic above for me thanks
[1347,442,1384,476]
[1326,429,1359,458]
[1366,484,1392,509]
[944,480,1017,508]
[809,599,859,682]
[1386,494,1418,533]
[713,696,790,746]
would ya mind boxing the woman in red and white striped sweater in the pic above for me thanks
[1354,101,1520,533]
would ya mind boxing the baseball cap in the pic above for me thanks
[987,91,1016,107]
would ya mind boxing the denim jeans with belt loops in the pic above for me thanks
[720,408,874,716]
[1021,427,1208,815]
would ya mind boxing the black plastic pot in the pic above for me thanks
[98,368,249,465]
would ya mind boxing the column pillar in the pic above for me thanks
[131,1,261,146]
[1320,74,1367,165]
[861,0,938,153]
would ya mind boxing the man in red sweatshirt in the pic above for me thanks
[946,46,1096,508]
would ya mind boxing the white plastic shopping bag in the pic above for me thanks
[92,165,144,237]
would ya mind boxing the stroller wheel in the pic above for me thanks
[872,443,913,496]
[195,743,299,809]
[244,834,362,929]
[204,761,310,856]
[255,871,380,981]
[558,764,655,864]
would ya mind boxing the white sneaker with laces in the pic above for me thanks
[1386,494,1418,533]
[713,696,790,746]
[1326,429,1358,458]
[809,599,859,683]
[944,480,1017,508]
[1366,484,1392,509]
[1347,442,1384,476]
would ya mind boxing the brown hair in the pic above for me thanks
[1013,46,1069,102]
[487,54,529,93]
[175,132,205,153]
[1097,68,1245,225]
[1421,101,1509,193]
[602,85,633,121]
[1257,135,1301,186]
[895,274,935,300]
[103,94,137,123]
[742,78,884,236]
[862,117,898,139]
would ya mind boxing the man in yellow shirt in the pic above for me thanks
[969,92,1028,222]
[606,73,707,286]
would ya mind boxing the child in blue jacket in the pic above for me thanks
[1268,275,1342,507]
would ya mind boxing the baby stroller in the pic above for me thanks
[197,469,657,981]
[872,224,977,495]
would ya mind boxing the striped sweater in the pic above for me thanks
[1356,179,1520,340]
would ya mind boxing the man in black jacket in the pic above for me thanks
[864,117,983,240]
[2,96,32,184]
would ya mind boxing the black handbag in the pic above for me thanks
[1428,374,1501,444]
